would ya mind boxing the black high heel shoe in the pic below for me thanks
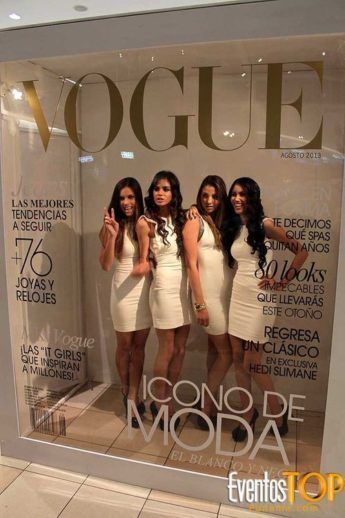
[137,400,146,415]
[270,406,289,437]
[122,392,146,415]
[122,393,145,429]
[150,401,165,431]
[197,414,217,431]
[129,416,140,429]
[125,399,140,429]
[150,402,180,432]
[169,415,180,432]
[232,408,259,442]
[150,400,158,417]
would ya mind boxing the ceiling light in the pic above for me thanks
[11,88,23,100]
[298,135,304,140]
[119,53,123,58]
[241,72,246,77]
[78,155,94,163]
[64,78,77,85]
[73,5,88,12]
[287,70,292,74]
[9,13,21,20]
[257,58,263,63]
[121,151,134,159]
[151,56,154,62]
[181,50,184,55]
[59,76,82,88]
[322,51,326,56]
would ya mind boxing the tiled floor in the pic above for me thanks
[9,381,323,515]
[0,453,280,517]
[24,382,324,480]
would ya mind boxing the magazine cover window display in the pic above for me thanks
[0,35,344,498]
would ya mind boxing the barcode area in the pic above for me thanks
[30,406,66,436]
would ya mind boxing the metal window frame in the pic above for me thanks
[1,2,345,513]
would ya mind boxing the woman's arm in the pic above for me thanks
[259,219,309,289]
[183,218,209,326]
[99,208,118,272]
[132,217,152,276]
[186,205,200,220]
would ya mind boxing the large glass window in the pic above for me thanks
[1,35,344,486]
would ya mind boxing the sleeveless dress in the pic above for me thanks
[228,219,276,343]
[196,219,233,335]
[110,227,152,332]
[141,215,191,329]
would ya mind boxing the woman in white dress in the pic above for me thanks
[99,178,152,428]
[228,177,308,441]
[183,175,233,429]
[134,171,190,430]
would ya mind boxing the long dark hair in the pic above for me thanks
[102,177,144,259]
[228,177,267,269]
[145,171,185,257]
[196,175,230,249]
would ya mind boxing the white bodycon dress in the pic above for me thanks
[228,219,276,343]
[197,219,233,335]
[142,215,191,329]
[110,227,152,332]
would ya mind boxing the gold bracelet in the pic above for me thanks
[194,302,206,312]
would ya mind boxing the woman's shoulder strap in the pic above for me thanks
[139,214,157,226]
[197,217,205,241]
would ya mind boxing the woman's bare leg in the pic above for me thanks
[230,334,254,423]
[167,324,190,414]
[203,333,232,416]
[153,328,175,408]
[115,331,134,396]
[243,345,283,426]
[206,337,218,373]
[127,328,150,403]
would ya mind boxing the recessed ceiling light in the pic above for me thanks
[58,75,82,88]
[64,77,76,85]
[73,5,88,12]
[241,72,246,77]
[287,70,292,74]
[322,51,326,56]
[223,130,236,137]
[78,155,94,163]
[9,13,21,20]
[257,58,263,63]
[121,151,134,159]
[298,135,304,140]
[119,53,123,58]
[181,49,184,55]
